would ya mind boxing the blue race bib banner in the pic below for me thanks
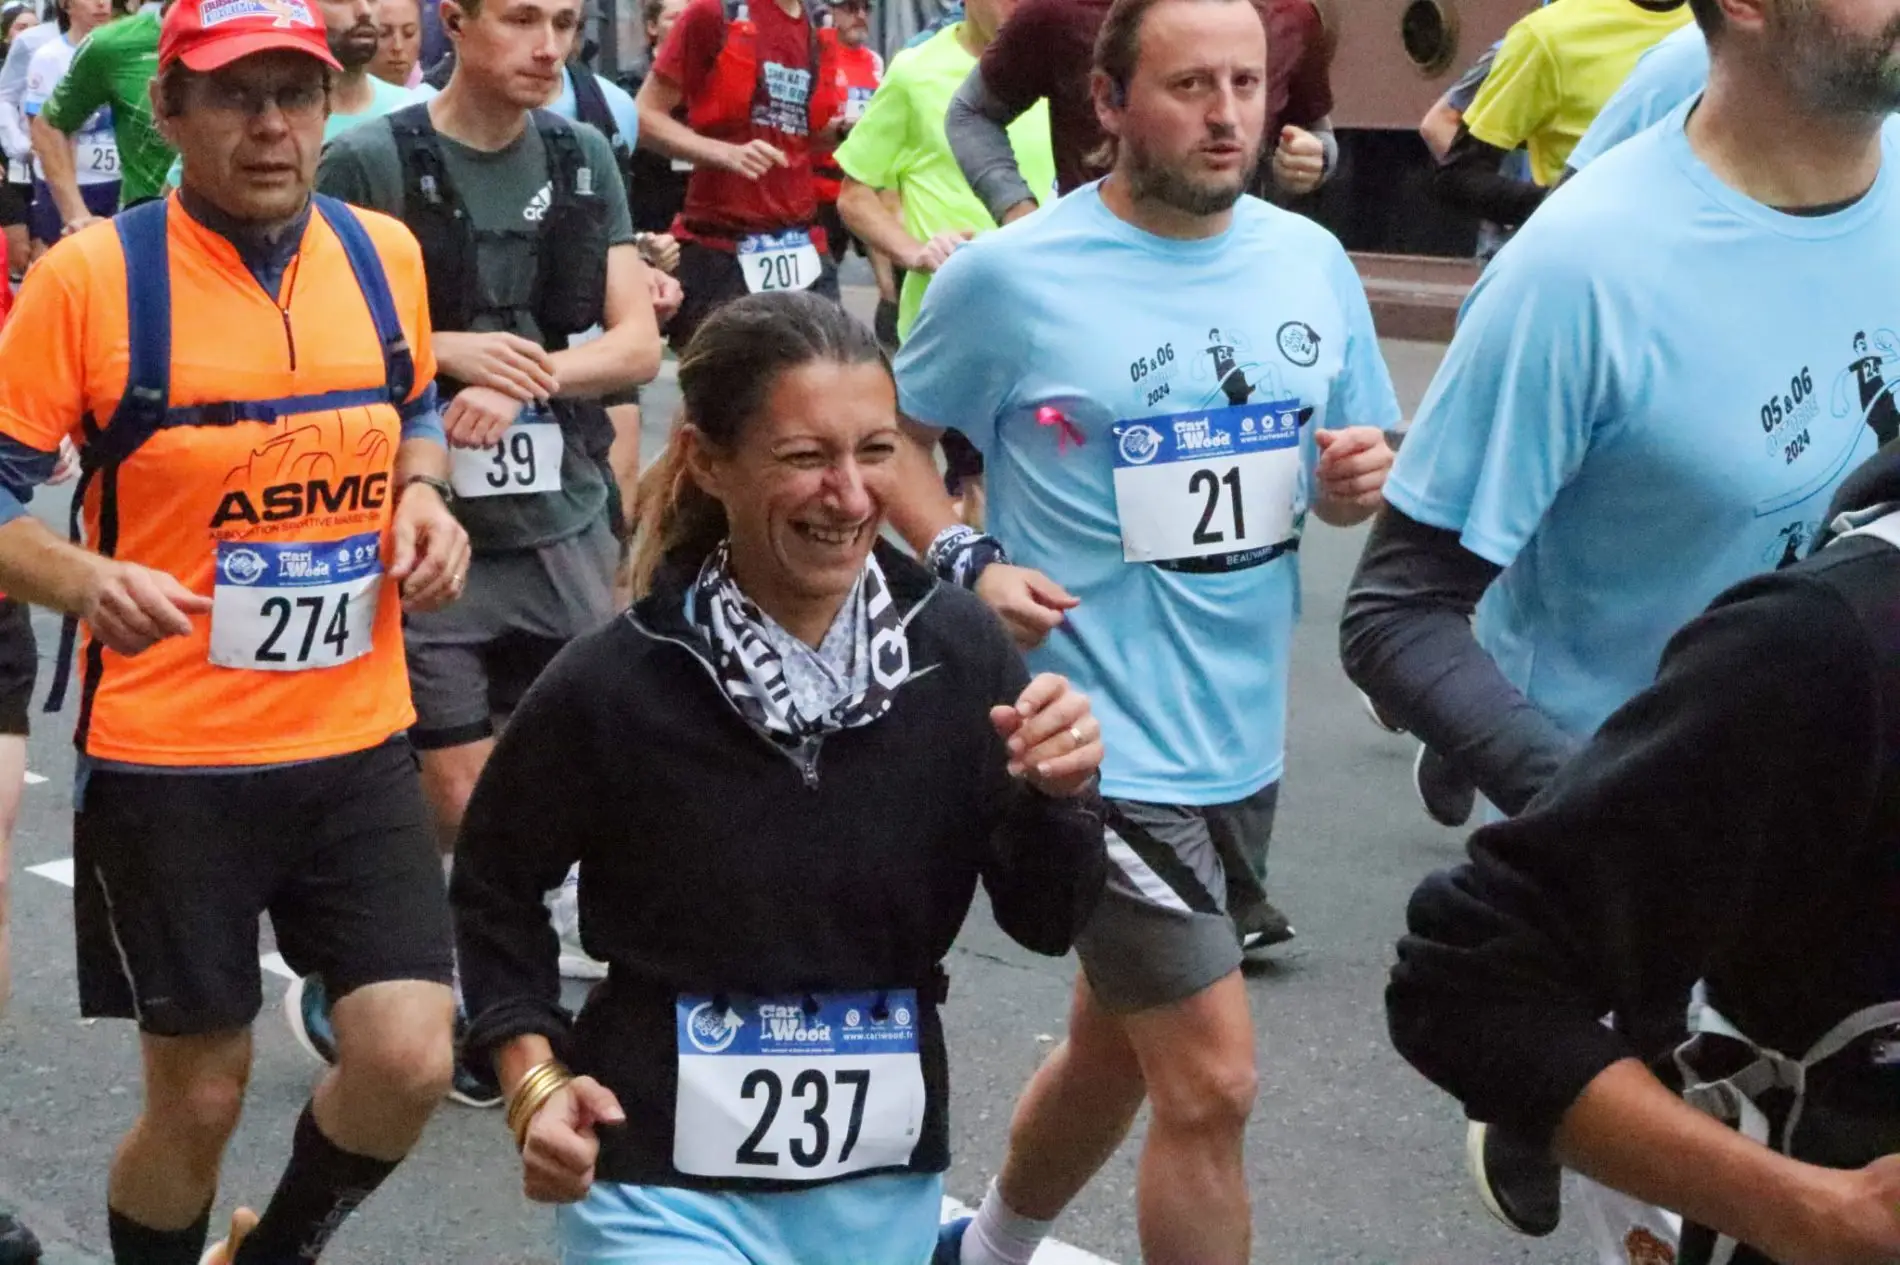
[673,990,926,1181]
[209,532,383,671]
[1111,401,1304,567]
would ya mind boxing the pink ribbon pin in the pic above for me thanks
[1037,405,1085,452]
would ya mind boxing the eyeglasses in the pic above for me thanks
[197,78,329,122]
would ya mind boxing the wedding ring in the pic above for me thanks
[1069,725,1085,747]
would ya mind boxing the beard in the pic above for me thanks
[329,22,380,71]
[1775,0,1900,116]
[1121,130,1259,217]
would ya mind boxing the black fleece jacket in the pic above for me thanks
[1386,446,1900,1150]
[451,543,1107,1189]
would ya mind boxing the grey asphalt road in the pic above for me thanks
[0,309,1597,1265]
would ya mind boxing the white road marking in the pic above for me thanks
[24,771,45,785]
[939,1196,1118,1263]
[258,952,297,982]
[26,857,72,886]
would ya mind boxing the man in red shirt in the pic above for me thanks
[632,0,845,349]
[813,0,882,255]
[944,0,1336,222]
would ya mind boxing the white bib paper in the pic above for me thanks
[1111,400,1305,568]
[738,230,822,295]
[77,132,118,180]
[209,532,382,671]
[449,420,563,499]
[673,990,926,1181]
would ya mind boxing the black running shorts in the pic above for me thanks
[0,598,35,736]
[73,738,454,1036]
[669,238,842,353]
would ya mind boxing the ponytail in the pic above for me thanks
[627,423,728,600]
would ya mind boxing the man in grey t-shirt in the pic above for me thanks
[317,0,661,1105]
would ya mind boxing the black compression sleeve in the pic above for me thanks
[1433,126,1548,229]
[1340,506,1578,815]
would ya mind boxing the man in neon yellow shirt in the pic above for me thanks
[1433,0,1690,228]
[832,0,1053,342]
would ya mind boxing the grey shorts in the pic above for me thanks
[1075,781,1280,1013]
[404,516,619,749]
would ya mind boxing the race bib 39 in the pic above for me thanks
[449,419,563,499]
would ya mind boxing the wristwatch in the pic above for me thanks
[399,473,457,507]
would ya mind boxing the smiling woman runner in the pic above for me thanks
[450,290,1109,1265]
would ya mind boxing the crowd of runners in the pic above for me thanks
[1,0,1900,1261]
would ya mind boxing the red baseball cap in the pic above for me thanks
[159,0,342,73]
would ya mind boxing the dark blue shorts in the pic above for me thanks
[27,177,118,244]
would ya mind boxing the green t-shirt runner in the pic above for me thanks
[39,9,171,206]
[834,21,1056,340]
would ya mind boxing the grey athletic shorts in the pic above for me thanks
[404,515,619,749]
[1075,781,1280,1013]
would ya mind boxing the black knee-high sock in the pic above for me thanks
[231,1105,399,1264]
[108,1202,211,1265]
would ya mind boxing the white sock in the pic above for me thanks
[961,1181,1053,1265]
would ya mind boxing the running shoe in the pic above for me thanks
[931,1217,970,1265]
[449,1017,504,1109]
[450,1052,504,1109]
[0,1213,40,1265]
[559,941,609,981]
[1414,744,1476,828]
[1357,687,1405,735]
[550,868,607,981]
[198,1207,258,1265]
[1466,1122,1561,1237]
[1237,899,1297,953]
[283,974,338,1066]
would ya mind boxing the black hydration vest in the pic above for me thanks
[386,102,609,359]
[567,64,635,201]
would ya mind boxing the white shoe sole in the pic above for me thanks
[558,951,608,981]
[1465,1121,1518,1233]
[282,975,329,1067]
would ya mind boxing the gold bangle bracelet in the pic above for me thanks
[510,1075,572,1151]
[505,1060,572,1145]
[506,1062,566,1135]
[509,1072,573,1151]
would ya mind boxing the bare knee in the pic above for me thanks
[1146,1049,1257,1141]
[1127,977,1258,1143]
[335,987,455,1110]
[148,1066,249,1161]
[342,1025,454,1110]
[421,743,493,840]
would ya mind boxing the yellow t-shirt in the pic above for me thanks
[1463,0,1693,185]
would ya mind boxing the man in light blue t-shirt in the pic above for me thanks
[1562,19,1708,175]
[890,2,1399,1261]
[1343,0,1900,1247]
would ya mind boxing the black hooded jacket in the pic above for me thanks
[1386,444,1900,1151]
[451,542,1107,1189]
